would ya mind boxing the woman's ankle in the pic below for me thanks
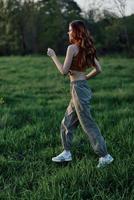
[63,150,71,154]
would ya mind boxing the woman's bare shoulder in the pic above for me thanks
[67,44,79,55]
[68,44,78,49]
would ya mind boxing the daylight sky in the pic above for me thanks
[74,0,134,16]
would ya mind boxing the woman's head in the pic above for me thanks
[68,20,86,45]
[68,20,98,67]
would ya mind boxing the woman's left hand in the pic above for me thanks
[68,70,74,76]
[47,48,56,57]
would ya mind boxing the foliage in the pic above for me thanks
[0,0,134,56]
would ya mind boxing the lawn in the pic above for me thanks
[0,56,134,200]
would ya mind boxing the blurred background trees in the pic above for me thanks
[0,0,133,56]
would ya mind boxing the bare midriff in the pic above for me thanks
[68,70,86,82]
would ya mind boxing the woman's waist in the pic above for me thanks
[69,70,86,77]
[68,70,85,81]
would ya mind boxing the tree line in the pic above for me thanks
[0,0,133,56]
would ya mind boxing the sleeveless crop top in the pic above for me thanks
[70,53,88,72]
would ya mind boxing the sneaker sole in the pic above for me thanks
[52,158,72,162]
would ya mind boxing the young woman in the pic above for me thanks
[47,20,114,168]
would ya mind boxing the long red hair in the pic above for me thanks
[69,20,98,69]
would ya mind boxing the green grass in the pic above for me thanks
[0,55,134,200]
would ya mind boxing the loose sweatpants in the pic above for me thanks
[60,80,108,157]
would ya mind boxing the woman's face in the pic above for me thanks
[68,25,73,41]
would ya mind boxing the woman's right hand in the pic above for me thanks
[47,48,56,57]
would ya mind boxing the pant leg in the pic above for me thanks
[71,80,108,157]
[60,98,79,150]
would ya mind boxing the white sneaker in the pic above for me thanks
[52,150,72,162]
[97,154,114,168]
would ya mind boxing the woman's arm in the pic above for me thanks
[86,57,102,80]
[47,45,74,75]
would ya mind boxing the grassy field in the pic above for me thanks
[0,56,134,200]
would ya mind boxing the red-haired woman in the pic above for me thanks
[47,20,113,168]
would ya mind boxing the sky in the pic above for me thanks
[74,0,134,16]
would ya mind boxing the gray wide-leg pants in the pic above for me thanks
[60,80,108,157]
